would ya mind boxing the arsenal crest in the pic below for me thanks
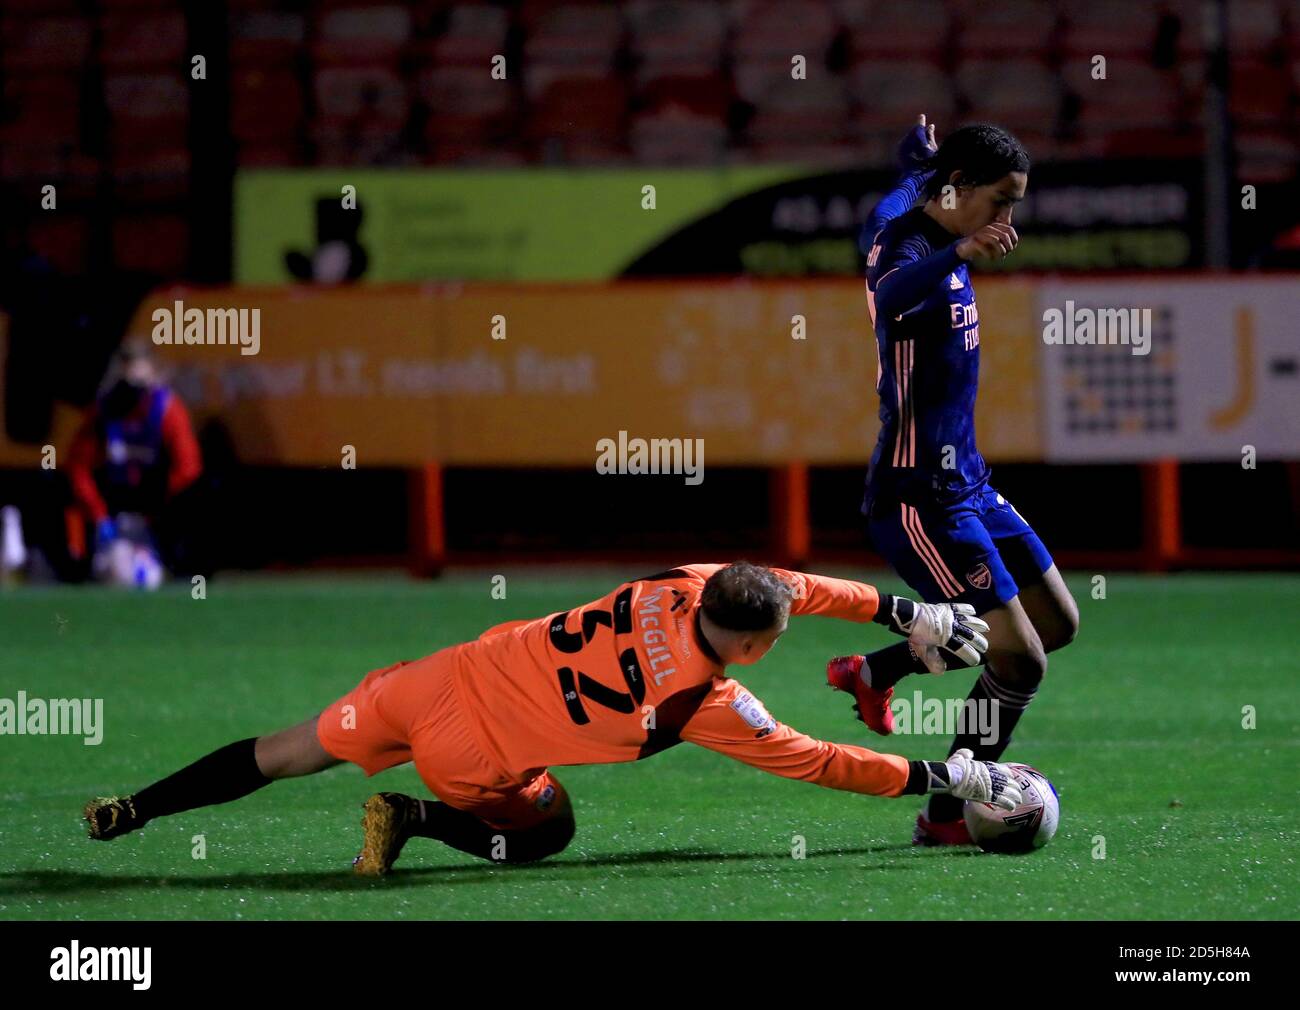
[967,563,992,590]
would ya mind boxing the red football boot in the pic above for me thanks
[826,655,895,736]
[912,810,975,847]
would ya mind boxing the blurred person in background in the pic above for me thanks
[65,340,204,587]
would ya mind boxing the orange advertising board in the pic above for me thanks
[1,280,1042,468]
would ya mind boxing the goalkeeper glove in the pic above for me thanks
[872,595,990,675]
[920,748,1023,811]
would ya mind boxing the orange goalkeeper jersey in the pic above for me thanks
[446,564,910,798]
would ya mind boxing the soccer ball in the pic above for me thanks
[963,763,1059,853]
[95,540,165,591]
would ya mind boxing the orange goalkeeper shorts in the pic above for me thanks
[315,650,567,830]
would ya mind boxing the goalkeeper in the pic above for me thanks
[84,562,1020,874]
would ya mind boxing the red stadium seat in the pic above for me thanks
[230,10,306,66]
[630,104,728,164]
[112,214,189,275]
[311,120,409,166]
[0,14,92,69]
[1062,1,1163,57]
[955,59,1062,127]
[524,3,622,64]
[232,67,305,143]
[529,78,627,145]
[1228,0,1286,57]
[424,3,511,66]
[312,5,412,66]
[1229,61,1291,126]
[1060,59,1185,132]
[846,59,954,131]
[103,72,189,130]
[951,0,1059,57]
[100,10,187,69]
[1,75,81,143]
[746,77,850,147]
[732,0,839,62]
[234,141,307,168]
[314,66,410,125]
[638,73,732,119]
[847,0,950,59]
[626,0,728,73]
[417,63,517,148]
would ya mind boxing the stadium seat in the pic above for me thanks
[100,9,187,69]
[314,66,410,125]
[1062,1,1162,57]
[234,141,306,168]
[0,14,92,69]
[626,0,728,78]
[524,3,623,65]
[951,0,1059,57]
[955,59,1062,131]
[313,5,412,66]
[846,59,954,131]
[425,3,511,65]
[846,0,949,59]
[232,67,305,143]
[523,3,621,101]
[529,78,627,146]
[1,75,81,143]
[24,211,91,274]
[1061,59,1184,131]
[1286,0,1300,55]
[230,10,306,66]
[104,72,190,131]
[734,53,806,105]
[745,77,850,147]
[1,0,83,13]
[1228,0,1286,57]
[1229,61,1292,126]
[638,73,731,119]
[418,63,517,149]
[111,214,189,275]
[630,104,728,164]
[1234,129,1298,181]
[109,144,191,203]
[731,0,839,62]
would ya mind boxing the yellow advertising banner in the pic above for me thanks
[2,281,1042,468]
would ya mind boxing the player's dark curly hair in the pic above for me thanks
[921,124,1030,199]
[701,561,793,632]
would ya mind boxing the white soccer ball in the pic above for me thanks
[96,540,165,591]
[963,763,1059,853]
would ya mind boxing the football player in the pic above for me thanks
[830,116,1079,846]
[85,562,1019,874]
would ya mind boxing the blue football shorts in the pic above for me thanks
[867,483,1054,613]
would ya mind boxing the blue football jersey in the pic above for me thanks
[863,208,989,512]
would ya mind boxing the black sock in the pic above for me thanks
[925,668,1038,823]
[131,738,271,823]
[861,641,931,691]
[410,799,573,864]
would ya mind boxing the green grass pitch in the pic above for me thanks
[2,569,1297,920]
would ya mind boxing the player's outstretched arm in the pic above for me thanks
[772,568,988,674]
[861,114,938,246]
[680,681,1020,808]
